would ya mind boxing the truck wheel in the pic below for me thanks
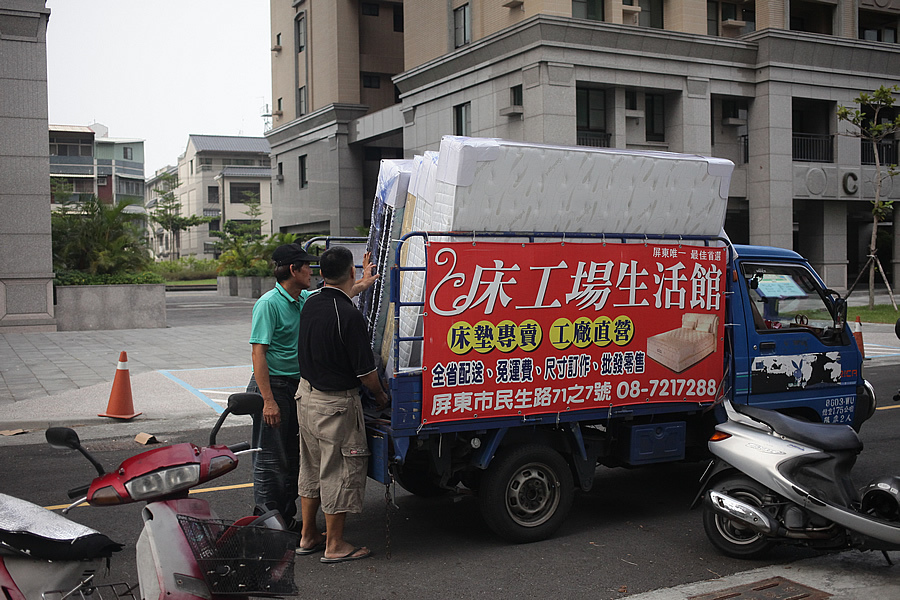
[479,444,574,543]
[702,475,776,559]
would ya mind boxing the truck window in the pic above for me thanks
[741,263,835,336]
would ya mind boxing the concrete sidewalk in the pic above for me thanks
[0,291,257,440]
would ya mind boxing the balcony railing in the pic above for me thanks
[861,139,898,166]
[792,133,833,163]
[576,131,612,148]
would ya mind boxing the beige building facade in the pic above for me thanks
[268,0,900,289]
[147,135,274,260]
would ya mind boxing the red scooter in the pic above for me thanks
[43,392,297,599]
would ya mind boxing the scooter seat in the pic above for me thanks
[735,404,863,453]
[0,494,123,560]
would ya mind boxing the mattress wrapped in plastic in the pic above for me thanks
[383,136,734,371]
[359,159,414,360]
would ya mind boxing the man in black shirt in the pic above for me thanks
[296,246,388,563]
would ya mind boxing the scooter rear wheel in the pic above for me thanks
[702,475,776,559]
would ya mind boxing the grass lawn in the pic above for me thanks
[165,279,217,286]
[848,305,900,324]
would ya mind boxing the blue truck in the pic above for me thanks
[361,232,874,543]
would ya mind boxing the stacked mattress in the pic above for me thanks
[361,136,734,373]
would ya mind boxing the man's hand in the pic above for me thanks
[351,251,379,297]
[263,398,281,427]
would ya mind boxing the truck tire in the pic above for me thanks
[479,444,574,543]
[702,475,776,559]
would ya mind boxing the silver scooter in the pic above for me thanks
[695,397,900,560]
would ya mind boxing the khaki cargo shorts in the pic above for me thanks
[296,379,370,514]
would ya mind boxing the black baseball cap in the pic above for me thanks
[272,243,319,266]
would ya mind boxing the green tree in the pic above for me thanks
[148,173,212,261]
[50,177,74,203]
[212,193,273,275]
[837,85,900,310]
[52,196,151,275]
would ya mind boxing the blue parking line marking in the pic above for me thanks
[159,370,224,414]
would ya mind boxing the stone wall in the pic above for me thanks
[55,284,166,331]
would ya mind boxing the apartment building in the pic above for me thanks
[49,123,145,207]
[158,135,274,259]
[267,0,900,288]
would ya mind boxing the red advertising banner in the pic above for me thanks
[421,241,726,424]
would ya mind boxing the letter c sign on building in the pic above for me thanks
[843,172,859,195]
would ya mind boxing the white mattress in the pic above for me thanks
[389,137,734,371]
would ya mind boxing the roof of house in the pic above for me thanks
[218,166,273,178]
[188,134,270,154]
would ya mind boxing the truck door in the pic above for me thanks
[738,261,859,424]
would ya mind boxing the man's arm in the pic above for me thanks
[350,251,379,297]
[251,343,281,427]
[359,370,389,410]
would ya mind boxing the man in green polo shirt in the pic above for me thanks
[247,243,318,527]
[247,243,378,528]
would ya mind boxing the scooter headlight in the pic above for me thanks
[124,464,200,500]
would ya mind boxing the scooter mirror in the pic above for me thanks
[46,426,81,450]
[895,317,900,340]
[227,392,264,416]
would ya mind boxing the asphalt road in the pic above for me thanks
[1,366,897,599]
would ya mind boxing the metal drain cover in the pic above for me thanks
[688,576,832,600]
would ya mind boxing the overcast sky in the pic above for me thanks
[45,0,272,176]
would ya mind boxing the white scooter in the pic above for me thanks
[695,397,900,561]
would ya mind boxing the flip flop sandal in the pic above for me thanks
[320,547,372,563]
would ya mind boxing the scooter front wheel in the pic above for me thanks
[702,475,776,559]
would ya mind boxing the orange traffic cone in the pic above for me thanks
[853,316,865,360]
[99,351,142,419]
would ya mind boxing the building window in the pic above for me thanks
[49,136,93,157]
[123,146,133,160]
[707,1,719,35]
[790,0,833,35]
[510,84,523,107]
[299,155,308,189]
[222,158,254,166]
[362,74,381,89]
[208,186,219,203]
[859,10,897,43]
[454,102,471,136]
[454,4,471,48]
[298,86,307,116]
[277,97,283,112]
[97,175,107,186]
[645,93,665,142]
[276,32,281,46]
[394,4,404,32]
[230,182,261,203]
[189,159,194,175]
[296,15,306,52]
[116,178,144,197]
[577,88,610,147]
[573,0,604,21]
[362,2,379,16]
[625,90,638,110]
[638,0,663,29]
[208,219,220,232]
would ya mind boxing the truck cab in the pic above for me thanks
[729,245,875,430]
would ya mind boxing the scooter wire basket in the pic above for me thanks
[177,515,298,597]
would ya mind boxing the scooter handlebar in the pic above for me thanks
[227,441,251,453]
